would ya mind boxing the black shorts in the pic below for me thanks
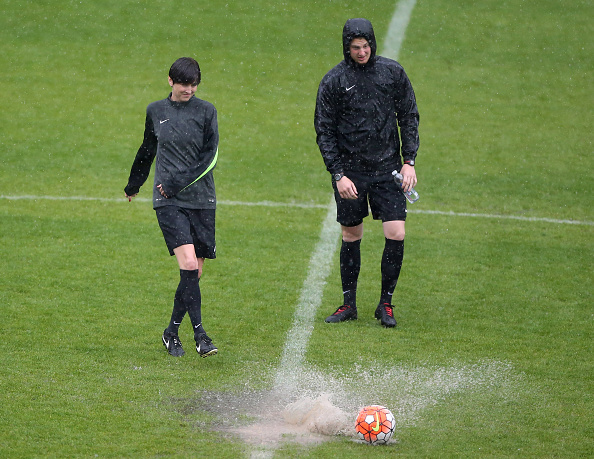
[333,170,407,227]
[155,206,216,258]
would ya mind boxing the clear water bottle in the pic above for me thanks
[392,170,420,204]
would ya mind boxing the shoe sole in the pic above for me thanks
[197,345,218,358]
[325,307,358,323]
[325,315,357,323]
[375,316,397,328]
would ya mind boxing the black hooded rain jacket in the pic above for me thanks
[314,18,419,176]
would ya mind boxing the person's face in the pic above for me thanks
[349,38,371,65]
[168,77,197,102]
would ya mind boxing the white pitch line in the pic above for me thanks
[0,194,328,209]
[273,196,339,394]
[411,209,594,226]
[383,0,417,59]
[0,194,591,225]
[0,194,133,203]
[218,199,327,209]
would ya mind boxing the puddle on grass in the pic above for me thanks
[187,359,517,450]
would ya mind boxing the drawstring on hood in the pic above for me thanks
[342,18,377,66]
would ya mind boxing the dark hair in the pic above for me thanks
[169,57,201,85]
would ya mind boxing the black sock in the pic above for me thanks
[341,239,361,307]
[165,272,191,335]
[380,238,404,305]
[167,269,204,338]
[176,269,205,339]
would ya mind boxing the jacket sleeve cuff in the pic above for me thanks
[124,184,140,196]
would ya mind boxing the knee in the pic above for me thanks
[385,227,405,241]
[181,258,200,272]
[342,224,363,242]
[383,221,405,241]
[182,263,202,278]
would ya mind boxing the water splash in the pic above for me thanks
[193,359,518,450]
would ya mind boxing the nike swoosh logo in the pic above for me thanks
[372,412,381,432]
[346,85,355,91]
[160,119,169,124]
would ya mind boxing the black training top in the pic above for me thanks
[314,18,419,176]
[125,94,218,210]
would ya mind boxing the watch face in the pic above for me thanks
[334,173,343,181]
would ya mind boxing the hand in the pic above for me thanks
[125,193,138,202]
[336,176,358,200]
[399,164,417,192]
[157,184,169,198]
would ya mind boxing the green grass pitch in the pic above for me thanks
[0,0,592,457]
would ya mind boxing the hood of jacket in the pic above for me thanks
[342,18,377,66]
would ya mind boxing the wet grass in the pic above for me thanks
[1,0,592,457]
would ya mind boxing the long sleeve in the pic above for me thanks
[394,69,420,162]
[314,78,343,175]
[124,114,157,196]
